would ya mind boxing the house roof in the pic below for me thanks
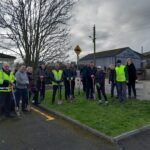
[0,53,16,59]
[143,51,150,56]
[79,47,142,61]
[143,51,150,58]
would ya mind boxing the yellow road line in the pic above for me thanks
[31,107,55,121]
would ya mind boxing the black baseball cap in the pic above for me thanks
[116,59,121,63]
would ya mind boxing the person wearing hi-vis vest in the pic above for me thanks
[50,63,63,104]
[115,59,128,102]
[0,63,15,118]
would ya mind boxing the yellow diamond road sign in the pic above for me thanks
[74,45,82,55]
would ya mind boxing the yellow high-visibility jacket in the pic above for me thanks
[52,69,63,86]
[0,69,15,92]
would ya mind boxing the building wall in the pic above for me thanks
[116,49,141,68]
[79,48,142,69]
[96,57,115,69]
[0,58,15,69]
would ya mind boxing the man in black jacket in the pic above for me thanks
[86,61,97,100]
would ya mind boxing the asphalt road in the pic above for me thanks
[0,108,117,150]
[117,129,150,150]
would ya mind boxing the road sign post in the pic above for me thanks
[74,45,82,69]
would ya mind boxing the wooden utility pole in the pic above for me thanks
[93,25,96,66]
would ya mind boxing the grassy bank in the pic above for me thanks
[42,90,150,136]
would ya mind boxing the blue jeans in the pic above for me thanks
[111,82,118,98]
[116,82,127,102]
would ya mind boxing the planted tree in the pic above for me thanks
[0,0,74,68]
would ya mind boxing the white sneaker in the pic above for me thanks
[58,100,62,105]
[98,100,102,105]
[105,101,108,105]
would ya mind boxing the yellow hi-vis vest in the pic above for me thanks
[115,65,126,82]
[0,70,15,92]
[52,69,63,85]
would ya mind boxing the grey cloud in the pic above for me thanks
[69,0,150,60]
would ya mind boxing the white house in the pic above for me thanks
[0,53,16,69]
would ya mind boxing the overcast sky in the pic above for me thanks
[68,0,150,61]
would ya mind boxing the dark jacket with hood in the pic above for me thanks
[95,70,105,85]
[36,66,48,90]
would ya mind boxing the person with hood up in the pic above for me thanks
[95,66,108,105]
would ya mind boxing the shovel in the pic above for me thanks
[92,78,96,100]
[69,78,73,101]
[11,88,21,117]
[57,83,62,105]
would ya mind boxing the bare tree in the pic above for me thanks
[0,0,74,69]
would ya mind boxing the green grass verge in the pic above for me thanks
[42,90,150,136]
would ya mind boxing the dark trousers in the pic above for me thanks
[86,79,94,99]
[33,88,45,105]
[37,80,45,101]
[71,80,75,98]
[0,92,12,116]
[96,84,107,101]
[128,81,136,98]
[116,82,127,102]
[52,85,62,104]
[36,88,45,104]
[15,88,28,110]
[33,91,39,105]
[111,82,118,98]
[64,80,71,100]
[81,77,86,92]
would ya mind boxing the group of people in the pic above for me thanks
[0,63,48,118]
[80,58,137,104]
[0,57,137,118]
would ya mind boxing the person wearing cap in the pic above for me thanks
[0,63,15,118]
[109,64,118,99]
[95,66,108,105]
[115,60,128,102]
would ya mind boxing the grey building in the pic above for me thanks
[79,47,142,69]
[0,53,16,69]
[142,51,150,68]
